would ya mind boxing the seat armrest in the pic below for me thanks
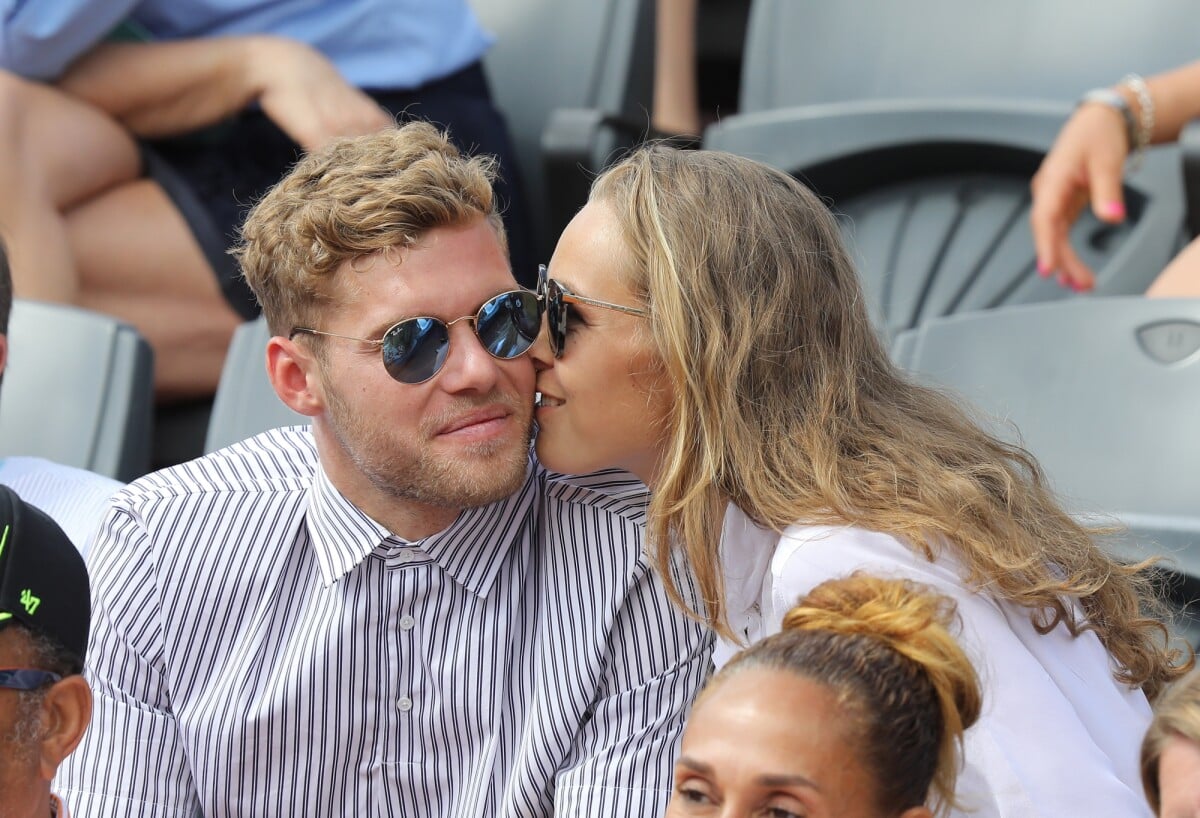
[1180,117,1200,238]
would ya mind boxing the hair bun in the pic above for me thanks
[782,572,983,732]
[783,573,953,641]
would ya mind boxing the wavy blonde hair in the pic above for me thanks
[590,144,1191,700]
[235,120,506,337]
[710,574,981,816]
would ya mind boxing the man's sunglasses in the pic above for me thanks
[291,289,543,384]
[536,264,646,357]
[0,668,62,691]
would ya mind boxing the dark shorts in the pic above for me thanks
[141,62,534,320]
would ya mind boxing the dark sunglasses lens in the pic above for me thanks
[477,291,542,359]
[547,281,568,356]
[382,317,450,383]
[0,668,61,690]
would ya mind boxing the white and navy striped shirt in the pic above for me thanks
[57,427,712,817]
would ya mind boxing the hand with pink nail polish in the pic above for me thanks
[1030,100,1130,294]
[1031,59,1200,298]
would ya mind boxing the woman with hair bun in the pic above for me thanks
[530,143,1193,816]
[668,573,981,818]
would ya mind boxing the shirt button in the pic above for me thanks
[396,550,416,564]
[396,697,413,713]
[399,615,415,631]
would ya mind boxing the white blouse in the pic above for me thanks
[716,505,1154,818]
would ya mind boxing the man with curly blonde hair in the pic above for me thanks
[56,121,711,818]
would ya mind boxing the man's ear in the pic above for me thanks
[37,675,91,781]
[267,335,326,417]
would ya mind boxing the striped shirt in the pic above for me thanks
[56,427,712,817]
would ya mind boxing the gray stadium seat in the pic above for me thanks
[204,317,306,453]
[705,0,1200,337]
[0,299,153,481]
[738,0,1199,115]
[891,297,1200,630]
[470,0,656,261]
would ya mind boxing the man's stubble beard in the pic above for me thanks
[324,382,534,511]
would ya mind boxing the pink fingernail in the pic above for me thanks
[1101,200,1126,219]
[1037,259,1051,277]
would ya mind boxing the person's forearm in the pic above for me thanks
[1117,59,1200,145]
[653,0,700,135]
[57,36,274,138]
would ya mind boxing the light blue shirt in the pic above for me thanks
[0,0,492,88]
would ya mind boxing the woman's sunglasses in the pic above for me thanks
[0,667,62,690]
[291,289,543,384]
[536,264,646,357]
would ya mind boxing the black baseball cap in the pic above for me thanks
[0,485,90,666]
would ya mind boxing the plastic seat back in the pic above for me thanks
[470,0,656,259]
[204,317,307,453]
[708,103,1184,336]
[705,0,1200,338]
[0,300,153,481]
[892,297,1200,580]
[740,0,1200,113]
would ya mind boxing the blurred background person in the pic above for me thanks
[0,0,533,401]
[1031,61,1200,296]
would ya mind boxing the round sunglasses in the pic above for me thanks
[536,264,647,357]
[291,289,543,384]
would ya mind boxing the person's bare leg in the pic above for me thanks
[0,71,141,302]
[68,178,243,402]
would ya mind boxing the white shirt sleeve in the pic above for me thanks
[54,503,201,817]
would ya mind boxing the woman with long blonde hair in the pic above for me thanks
[530,143,1192,817]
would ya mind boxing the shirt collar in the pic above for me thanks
[420,462,537,597]
[306,458,537,597]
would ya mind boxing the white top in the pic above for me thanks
[56,427,712,817]
[716,505,1154,818]
[0,455,122,555]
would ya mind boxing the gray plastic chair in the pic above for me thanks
[705,0,1200,337]
[204,317,306,453]
[738,0,1199,115]
[0,299,153,482]
[891,297,1200,631]
[470,0,656,261]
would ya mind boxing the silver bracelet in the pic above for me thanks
[1120,73,1155,169]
